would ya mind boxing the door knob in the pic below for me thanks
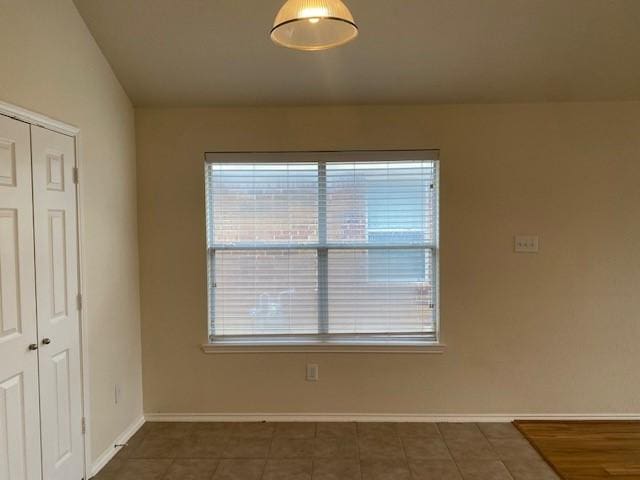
[42,338,51,345]
[28,343,38,351]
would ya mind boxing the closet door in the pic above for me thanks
[30,126,83,480]
[0,115,41,480]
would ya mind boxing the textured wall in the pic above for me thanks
[136,103,640,416]
[0,0,143,462]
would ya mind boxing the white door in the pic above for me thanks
[0,116,42,480]
[30,126,83,480]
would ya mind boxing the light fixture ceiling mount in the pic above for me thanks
[271,0,358,51]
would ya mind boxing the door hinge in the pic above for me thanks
[76,293,82,311]
[73,166,79,184]
[81,417,86,434]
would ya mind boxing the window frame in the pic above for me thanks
[203,150,442,353]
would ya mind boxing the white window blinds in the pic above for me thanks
[205,151,439,344]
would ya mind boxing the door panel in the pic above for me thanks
[31,126,83,480]
[0,115,41,480]
[51,350,72,465]
[0,209,22,338]
[1,374,28,480]
[47,210,68,321]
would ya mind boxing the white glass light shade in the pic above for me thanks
[271,0,358,51]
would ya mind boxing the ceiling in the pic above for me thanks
[73,0,640,107]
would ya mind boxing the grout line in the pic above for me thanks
[477,421,498,452]
[437,422,466,480]
[395,423,413,479]
[501,460,519,480]
[310,422,319,480]
[258,424,276,480]
[356,422,364,480]
[208,431,231,480]
[477,423,515,480]
[208,457,221,480]
[159,459,175,480]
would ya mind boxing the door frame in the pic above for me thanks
[0,100,93,480]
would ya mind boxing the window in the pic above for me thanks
[205,151,439,347]
[366,180,427,283]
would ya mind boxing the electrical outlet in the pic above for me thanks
[514,235,539,253]
[306,364,319,382]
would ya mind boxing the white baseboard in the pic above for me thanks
[90,415,145,478]
[144,412,640,423]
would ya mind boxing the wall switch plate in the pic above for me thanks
[306,364,319,382]
[514,235,539,253]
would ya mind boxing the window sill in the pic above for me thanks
[201,340,446,354]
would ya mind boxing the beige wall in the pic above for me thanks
[136,103,640,416]
[0,0,142,462]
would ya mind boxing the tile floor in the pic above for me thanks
[92,422,559,480]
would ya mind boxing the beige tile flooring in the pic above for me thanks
[93,422,559,480]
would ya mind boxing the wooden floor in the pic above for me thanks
[515,421,640,480]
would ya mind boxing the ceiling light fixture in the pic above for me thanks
[271,0,358,51]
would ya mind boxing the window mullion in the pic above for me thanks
[208,250,216,338]
[206,164,217,338]
[318,161,328,335]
